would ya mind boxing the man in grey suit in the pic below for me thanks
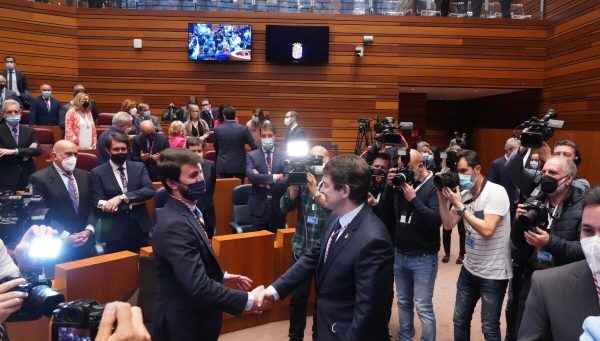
[518,186,600,341]
[213,105,257,179]
[0,75,22,109]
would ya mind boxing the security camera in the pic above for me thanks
[363,35,374,45]
[355,45,364,57]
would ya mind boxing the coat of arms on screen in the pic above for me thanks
[292,42,303,60]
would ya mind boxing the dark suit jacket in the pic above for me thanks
[1,88,22,108]
[29,96,61,126]
[518,260,600,341]
[29,165,96,260]
[488,155,519,204]
[0,123,41,191]
[90,160,155,242]
[200,108,218,129]
[246,148,288,217]
[284,126,307,146]
[152,197,247,341]
[213,120,257,175]
[198,159,216,237]
[131,133,169,181]
[0,70,29,95]
[272,205,394,341]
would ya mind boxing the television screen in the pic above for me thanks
[266,25,329,65]
[188,23,252,62]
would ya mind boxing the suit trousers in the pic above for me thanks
[250,202,286,233]
[104,215,149,254]
[288,257,318,341]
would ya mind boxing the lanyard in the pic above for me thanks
[414,172,433,192]
[546,202,561,231]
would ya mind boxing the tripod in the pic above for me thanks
[354,119,373,155]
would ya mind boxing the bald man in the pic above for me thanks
[378,148,441,341]
[0,75,22,109]
[280,145,331,341]
[131,120,169,181]
[29,83,61,126]
[29,140,97,261]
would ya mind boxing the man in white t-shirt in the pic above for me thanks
[438,149,512,341]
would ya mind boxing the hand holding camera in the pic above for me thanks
[95,302,150,341]
[0,278,27,324]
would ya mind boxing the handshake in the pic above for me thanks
[222,273,276,314]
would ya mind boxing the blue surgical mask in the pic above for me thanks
[42,91,52,99]
[529,161,539,169]
[143,111,151,119]
[181,180,207,201]
[262,138,274,151]
[5,115,21,126]
[459,172,476,190]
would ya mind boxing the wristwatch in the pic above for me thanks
[456,206,467,217]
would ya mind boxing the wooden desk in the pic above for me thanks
[214,178,242,236]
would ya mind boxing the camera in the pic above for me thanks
[516,199,549,232]
[392,168,414,187]
[51,300,105,341]
[519,109,564,148]
[285,155,324,186]
[0,192,47,244]
[373,116,413,146]
[434,150,460,190]
[370,168,387,194]
[355,45,364,57]
[0,275,65,322]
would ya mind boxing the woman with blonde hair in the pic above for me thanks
[65,92,97,149]
[246,108,269,145]
[184,104,210,141]
[168,120,187,148]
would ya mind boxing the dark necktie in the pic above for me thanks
[324,220,343,262]
[7,72,12,90]
[146,136,154,153]
[11,126,18,145]
[266,151,272,173]
[63,172,79,212]
[45,98,51,111]
[117,166,128,193]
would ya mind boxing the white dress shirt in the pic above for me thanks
[267,203,365,300]
[53,163,95,237]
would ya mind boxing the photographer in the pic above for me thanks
[507,139,589,197]
[280,145,331,341]
[378,149,440,341]
[508,156,585,338]
[438,150,512,341]
[369,153,391,205]
[361,132,407,165]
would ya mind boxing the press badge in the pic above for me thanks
[399,215,407,224]
[307,216,318,225]
[537,250,553,263]
[466,237,475,248]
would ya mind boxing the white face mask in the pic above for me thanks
[56,153,77,172]
[129,108,138,116]
[252,116,259,123]
[284,118,292,127]
[582,236,600,274]
[5,62,14,71]
[310,165,324,176]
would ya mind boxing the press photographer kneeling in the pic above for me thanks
[509,155,585,337]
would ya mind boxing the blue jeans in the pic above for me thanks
[394,251,438,341]
[454,267,509,341]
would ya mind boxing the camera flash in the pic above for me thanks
[29,237,62,259]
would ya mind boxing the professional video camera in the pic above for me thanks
[434,150,460,191]
[373,116,413,146]
[515,198,549,232]
[0,275,65,322]
[0,192,48,244]
[51,300,105,341]
[285,140,323,185]
[391,149,415,187]
[518,109,564,148]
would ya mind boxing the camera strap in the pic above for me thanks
[414,172,433,193]
[463,178,488,206]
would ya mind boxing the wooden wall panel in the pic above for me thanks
[0,0,548,153]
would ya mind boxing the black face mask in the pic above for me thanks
[0,84,4,90]
[540,174,569,194]
[110,153,128,165]
[82,101,91,109]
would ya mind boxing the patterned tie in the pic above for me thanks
[193,207,211,245]
[266,151,272,173]
[45,98,51,111]
[63,172,79,212]
[11,126,18,145]
[324,220,343,262]
[117,166,128,193]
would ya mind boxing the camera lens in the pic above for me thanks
[30,285,65,317]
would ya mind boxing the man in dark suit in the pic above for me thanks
[283,110,307,148]
[152,148,262,341]
[90,133,155,253]
[1,56,30,108]
[131,120,169,181]
[59,85,100,129]
[29,84,61,126]
[489,138,520,219]
[246,123,288,232]
[518,186,600,340]
[255,155,394,341]
[0,99,41,192]
[96,112,133,165]
[213,105,257,179]
[29,140,96,261]
[186,137,217,238]
[200,98,217,130]
[0,75,22,109]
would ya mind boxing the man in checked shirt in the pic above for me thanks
[280,145,332,341]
